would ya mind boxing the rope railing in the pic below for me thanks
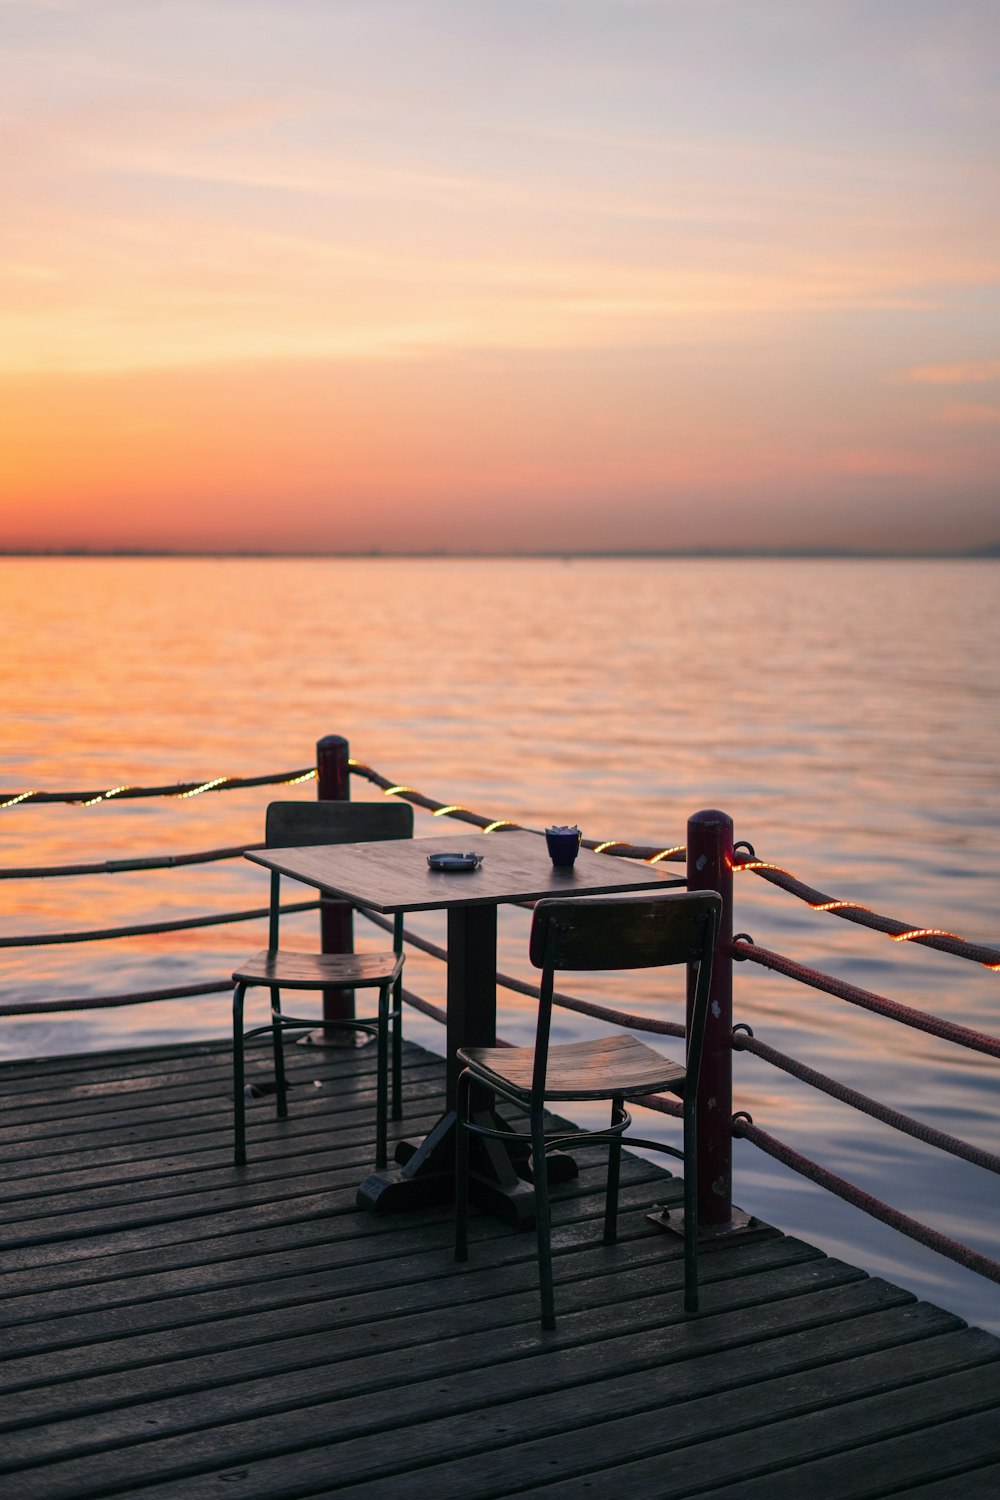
[734,848,1000,972]
[1,755,992,982]
[732,938,1000,1059]
[731,1113,1000,1287]
[0,769,316,808]
[0,979,232,1018]
[0,844,264,880]
[399,986,448,1029]
[0,899,322,949]
[0,757,683,876]
[731,1027,1000,1175]
[729,935,1000,1291]
[347,758,686,864]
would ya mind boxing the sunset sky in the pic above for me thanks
[2,0,998,553]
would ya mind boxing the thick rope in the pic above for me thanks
[0,973,440,1023]
[736,858,1000,971]
[0,899,321,948]
[734,939,1000,1059]
[732,1115,1000,1286]
[634,1091,683,1120]
[0,843,264,880]
[0,980,230,1017]
[0,768,316,808]
[399,986,448,1028]
[733,1030,1000,1175]
[347,760,685,863]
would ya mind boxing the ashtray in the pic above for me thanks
[427,852,484,872]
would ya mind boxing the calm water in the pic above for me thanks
[1,556,998,1332]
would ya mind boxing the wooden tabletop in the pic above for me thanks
[247,830,684,913]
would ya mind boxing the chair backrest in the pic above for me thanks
[529,890,721,973]
[528,890,721,1095]
[265,799,413,849]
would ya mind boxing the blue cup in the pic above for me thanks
[545,825,581,867]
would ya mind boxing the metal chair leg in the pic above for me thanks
[683,1102,699,1313]
[604,1096,624,1243]
[233,982,248,1167]
[271,987,288,1119]
[391,916,403,1120]
[531,1106,556,1331]
[454,1071,471,1263]
[375,983,389,1170]
[391,980,403,1121]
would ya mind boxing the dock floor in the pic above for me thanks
[1,1034,999,1499]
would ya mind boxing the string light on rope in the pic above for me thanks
[735,852,999,972]
[383,785,418,798]
[482,819,520,833]
[1,766,316,809]
[594,840,629,854]
[282,769,317,786]
[178,776,230,800]
[82,786,131,807]
[432,805,469,817]
[648,845,685,864]
[891,928,963,945]
[734,859,795,878]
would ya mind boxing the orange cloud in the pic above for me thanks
[939,401,1000,426]
[903,360,1000,385]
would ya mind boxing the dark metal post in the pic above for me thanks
[686,808,734,1228]
[317,734,354,1025]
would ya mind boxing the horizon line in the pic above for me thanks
[2,546,999,561]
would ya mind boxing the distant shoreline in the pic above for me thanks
[2,547,998,561]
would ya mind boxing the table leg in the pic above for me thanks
[357,902,539,1225]
[445,903,497,1104]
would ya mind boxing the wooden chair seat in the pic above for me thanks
[458,1035,685,1101]
[234,948,403,990]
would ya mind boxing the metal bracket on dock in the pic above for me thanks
[647,1203,762,1240]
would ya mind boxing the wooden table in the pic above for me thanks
[247,830,685,1224]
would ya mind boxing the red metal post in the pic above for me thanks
[686,808,734,1228]
[317,734,354,1025]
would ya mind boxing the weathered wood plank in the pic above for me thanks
[0,1239,825,1417]
[0,1048,442,1121]
[891,1462,1000,1498]
[195,1329,1000,1500]
[0,1181,691,1357]
[0,1068,444,1171]
[0,1056,439,1140]
[2,1304,973,1491]
[690,1408,1000,1499]
[0,1274,909,1499]
[478,1362,1000,1500]
[0,1106,449,1218]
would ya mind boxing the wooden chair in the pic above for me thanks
[232,800,413,1170]
[454,889,721,1329]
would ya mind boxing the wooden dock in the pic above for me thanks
[2,1034,999,1499]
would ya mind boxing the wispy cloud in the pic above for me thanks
[940,401,1000,427]
[902,360,1000,386]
